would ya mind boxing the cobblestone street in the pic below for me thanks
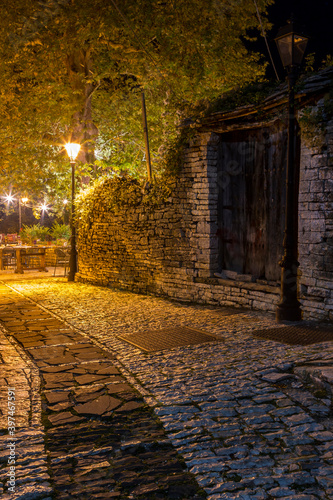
[1,276,333,499]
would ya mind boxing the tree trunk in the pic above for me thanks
[66,48,98,184]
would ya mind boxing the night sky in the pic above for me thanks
[257,0,332,79]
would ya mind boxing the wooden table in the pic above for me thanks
[0,246,47,273]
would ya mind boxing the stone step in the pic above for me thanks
[294,362,333,402]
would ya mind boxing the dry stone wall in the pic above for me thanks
[298,105,333,321]
[76,104,333,322]
[76,133,281,315]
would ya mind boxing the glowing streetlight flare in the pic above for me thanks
[4,194,15,203]
[40,203,49,211]
[65,143,81,162]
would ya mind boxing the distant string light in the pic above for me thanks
[40,203,50,212]
[3,194,16,204]
[1,191,72,213]
[1,195,50,211]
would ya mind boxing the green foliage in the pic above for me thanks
[304,53,316,74]
[202,80,282,115]
[50,222,71,241]
[299,107,326,149]
[320,55,333,69]
[0,0,273,203]
[20,223,50,244]
[299,87,333,150]
[75,171,176,237]
[156,80,282,171]
[21,221,70,244]
[159,126,197,175]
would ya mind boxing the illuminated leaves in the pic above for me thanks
[0,0,273,203]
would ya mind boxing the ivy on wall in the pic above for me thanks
[75,172,177,237]
[298,89,333,150]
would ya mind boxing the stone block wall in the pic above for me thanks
[76,104,333,322]
[76,132,281,315]
[298,102,333,321]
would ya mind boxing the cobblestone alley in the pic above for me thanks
[1,276,333,499]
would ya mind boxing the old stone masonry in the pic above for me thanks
[1,277,333,499]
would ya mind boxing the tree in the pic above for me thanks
[0,0,273,205]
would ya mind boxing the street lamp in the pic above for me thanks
[275,20,308,322]
[65,142,81,281]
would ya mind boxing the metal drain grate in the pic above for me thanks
[252,325,333,346]
[117,326,220,352]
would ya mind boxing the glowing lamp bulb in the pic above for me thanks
[65,143,81,162]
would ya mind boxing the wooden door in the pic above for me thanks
[217,121,289,281]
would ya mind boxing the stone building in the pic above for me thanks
[77,66,333,322]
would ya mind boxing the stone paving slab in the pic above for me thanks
[12,330,84,347]
[26,343,116,367]
[0,297,51,499]
[0,281,205,499]
[3,278,333,500]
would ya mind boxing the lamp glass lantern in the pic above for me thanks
[65,143,81,162]
[275,21,308,69]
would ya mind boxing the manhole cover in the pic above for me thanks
[117,326,220,352]
[252,325,333,346]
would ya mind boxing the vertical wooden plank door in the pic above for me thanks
[217,121,289,281]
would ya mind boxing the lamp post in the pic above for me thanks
[63,199,69,225]
[20,198,29,232]
[4,194,18,232]
[275,20,308,322]
[65,142,81,281]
